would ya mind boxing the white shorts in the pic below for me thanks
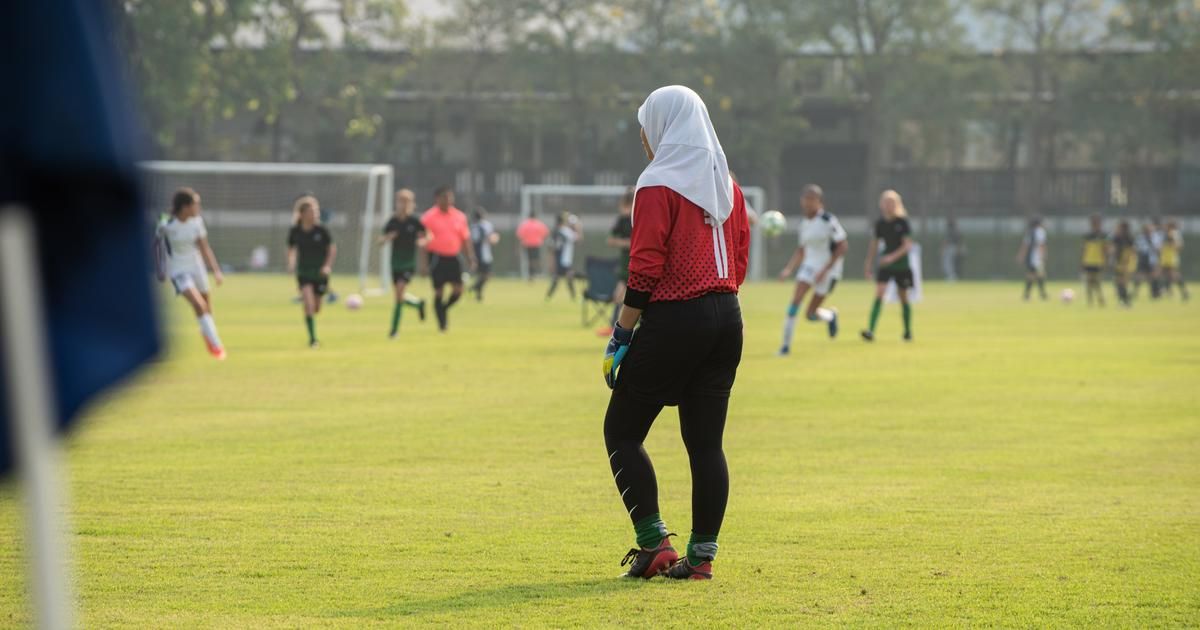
[169,267,209,295]
[796,263,839,296]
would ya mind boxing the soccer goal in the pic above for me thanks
[138,161,394,293]
[519,184,769,281]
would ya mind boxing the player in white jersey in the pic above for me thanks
[155,187,226,359]
[1016,217,1048,301]
[777,184,848,355]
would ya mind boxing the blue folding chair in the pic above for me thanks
[581,257,618,326]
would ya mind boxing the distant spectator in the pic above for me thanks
[517,212,551,281]
[941,218,964,282]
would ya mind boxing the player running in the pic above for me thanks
[597,188,634,336]
[545,212,579,301]
[1111,220,1136,307]
[776,184,847,354]
[1158,219,1189,301]
[421,186,477,332]
[603,85,750,581]
[379,188,427,338]
[1081,214,1108,307]
[156,187,226,360]
[861,190,914,342]
[287,195,336,347]
[1016,217,1049,301]
[470,208,500,301]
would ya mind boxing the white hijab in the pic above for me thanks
[635,85,734,225]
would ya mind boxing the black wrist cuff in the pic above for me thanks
[623,288,651,310]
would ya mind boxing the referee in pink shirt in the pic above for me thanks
[420,186,477,332]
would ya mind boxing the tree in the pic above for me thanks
[517,0,624,180]
[432,0,527,206]
[974,0,1108,215]
[121,0,409,160]
[796,0,966,210]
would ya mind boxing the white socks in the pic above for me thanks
[781,316,798,349]
[812,307,835,323]
[198,314,223,348]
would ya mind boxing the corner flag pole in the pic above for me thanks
[0,206,75,630]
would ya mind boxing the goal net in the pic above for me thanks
[519,184,769,281]
[138,161,394,293]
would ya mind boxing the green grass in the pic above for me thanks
[2,276,1198,628]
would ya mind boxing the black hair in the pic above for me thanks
[171,188,197,216]
[473,207,487,221]
[434,186,453,199]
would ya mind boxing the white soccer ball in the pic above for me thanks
[761,210,787,237]
[345,294,364,310]
[1061,288,1075,304]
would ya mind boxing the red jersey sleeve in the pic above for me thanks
[732,184,750,286]
[625,186,675,306]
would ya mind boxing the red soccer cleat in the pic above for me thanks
[664,557,713,580]
[619,535,678,579]
[205,339,227,361]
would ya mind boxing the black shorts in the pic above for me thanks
[876,267,914,289]
[298,275,329,296]
[429,254,463,288]
[392,269,415,285]
[478,261,493,275]
[1137,256,1154,274]
[1083,265,1103,275]
[525,247,541,262]
[616,292,743,407]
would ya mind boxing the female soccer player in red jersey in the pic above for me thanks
[602,85,750,581]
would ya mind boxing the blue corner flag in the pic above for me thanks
[0,1,160,475]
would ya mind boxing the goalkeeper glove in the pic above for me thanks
[602,324,634,389]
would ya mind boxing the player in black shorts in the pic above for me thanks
[287,195,336,347]
[599,188,634,335]
[379,188,427,338]
[862,190,914,342]
[470,208,500,301]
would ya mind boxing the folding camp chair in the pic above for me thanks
[581,256,618,326]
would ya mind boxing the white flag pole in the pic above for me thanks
[0,206,75,630]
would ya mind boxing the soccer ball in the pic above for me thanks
[1061,288,1075,304]
[760,210,787,237]
[345,294,364,310]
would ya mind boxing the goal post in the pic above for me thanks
[138,161,394,293]
[518,184,768,281]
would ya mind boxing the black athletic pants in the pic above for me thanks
[603,292,743,536]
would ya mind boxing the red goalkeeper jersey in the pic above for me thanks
[624,184,750,307]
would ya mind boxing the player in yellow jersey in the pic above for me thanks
[1110,220,1136,307]
[1157,219,1189,302]
[1081,214,1108,307]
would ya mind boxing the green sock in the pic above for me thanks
[305,316,316,344]
[687,533,718,565]
[633,513,668,549]
[902,302,912,336]
[390,302,402,336]
[868,298,882,333]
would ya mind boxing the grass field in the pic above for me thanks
[2,276,1198,628]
